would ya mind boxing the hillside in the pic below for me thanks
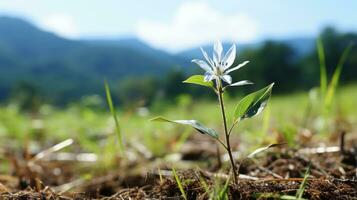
[0,16,356,105]
[0,16,183,103]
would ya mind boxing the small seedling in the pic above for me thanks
[172,167,188,200]
[153,41,275,184]
[295,166,310,200]
[217,176,230,200]
[316,38,353,115]
[197,171,230,200]
[104,80,125,156]
[280,166,310,200]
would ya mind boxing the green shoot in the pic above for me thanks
[198,176,210,195]
[279,166,310,200]
[296,166,310,200]
[217,176,230,200]
[104,80,125,156]
[246,164,312,200]
[316,38,354,115]
[172,167,187,200]
[324,42,353,110]
[317,38,327,98]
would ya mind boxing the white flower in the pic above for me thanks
[192,41,252,86]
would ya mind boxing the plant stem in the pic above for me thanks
[217,80,238,184]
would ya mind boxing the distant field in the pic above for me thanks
[0,84,356,159]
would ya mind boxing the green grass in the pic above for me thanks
[172,167,187,200]
[104,80,125,156]
[0,84,356,171]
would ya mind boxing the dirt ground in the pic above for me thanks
[0,132,356,199]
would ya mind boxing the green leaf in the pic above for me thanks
[183,75,214,89]
[233,83,274,122]
[247,143,285,159]
[151,116,219,139]
[104,80,125,156]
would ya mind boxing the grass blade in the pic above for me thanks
[172,167,187,200]
[217,176,230,200]
[325,42,354,109]
[104,80,125,156]
[198,176,210,195]
[317,37,327,97]
[296,166,310,200]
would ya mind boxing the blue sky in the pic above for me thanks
[0,0,356,52]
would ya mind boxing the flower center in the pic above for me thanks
[214,65,224,76]
[213,61,227,75]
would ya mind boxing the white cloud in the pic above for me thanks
[136,1,259,52]
[40,13,79,39]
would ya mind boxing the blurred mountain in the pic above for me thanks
[0,16,183,103]
[81,37,185,67]
[0,16,80,60]
[1,16,353,105]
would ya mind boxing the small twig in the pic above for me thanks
[41,152,97,162]
[31,139,74,162]
[200,170,259,181]
[298,146,340,154]
[52,178,85,194]
[257,165,283,179]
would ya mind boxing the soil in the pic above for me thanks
[0,133,356,199]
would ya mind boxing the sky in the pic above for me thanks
[0,0,356,52]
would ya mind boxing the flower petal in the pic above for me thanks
[192,59,213,72]
[204,72,215,82]
[222,44,236,70]
[200,47,214,66]
[225,61,250,74]
[230,80,253,87]
[213,41,223,64]
[220,74,232,84]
